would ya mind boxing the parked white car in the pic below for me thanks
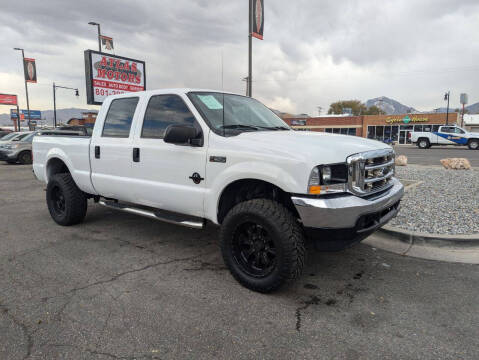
[410,125,479,150]
[33,89,403,292]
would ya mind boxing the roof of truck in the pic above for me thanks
[108,88,241,100]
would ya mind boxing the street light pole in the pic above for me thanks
[14,47,31,131]
[88,22,101,52]
[444,91,450,125]
[53,83,79,128]
[247,0,252,97]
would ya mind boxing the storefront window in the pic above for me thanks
[384,126,391,140]
[391,126,398,141]
[414,125,423,132]
[368,126,375,139]
[340,128,348,134]
[348,128,356,136]
[376,126,384,141]
[325,128,332,133]
[400,125,413,130]
[423,125,432,132]
[432,125,440,132]
[333,128,340,134]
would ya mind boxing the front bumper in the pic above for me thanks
[291,177,404,229]
[0,149,16,161]
[292,178,403,251]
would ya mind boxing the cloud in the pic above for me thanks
[0,0,478,116]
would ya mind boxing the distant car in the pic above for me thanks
[0,130,12,138]
[0,132,32,146]
[410,125,479,150]
[0,132,37,164]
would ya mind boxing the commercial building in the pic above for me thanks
[283,112,460,145]
[66,112,97,126]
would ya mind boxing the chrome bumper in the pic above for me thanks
[291,178,404,229]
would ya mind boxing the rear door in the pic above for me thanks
[129,94,208,217]
[90,96,141,201]
[436,126,467,145]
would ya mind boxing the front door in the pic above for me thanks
[130,94,207,218]
[90,96,141,202]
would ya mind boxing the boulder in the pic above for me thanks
[440,158,471,170]
[395,155,408,166]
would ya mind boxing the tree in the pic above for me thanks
[363,105,386,115]
[328,100,386,116]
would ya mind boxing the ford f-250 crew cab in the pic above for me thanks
[33,89,404,292]
[410,125,479,150]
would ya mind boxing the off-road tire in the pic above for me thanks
[46,173,87,226]
[18,151,32,164]
[220,199,305,293]
[468,139,479,150]
[417,138,429,149]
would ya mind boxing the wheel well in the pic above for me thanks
[468,138,478,143]
[418,137,429,143]
[46,158,70,182]
[217,179,298,224]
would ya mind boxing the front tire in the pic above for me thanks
[417,138,429,149]
[46,173,87,226]
[468,139,479,150]
[18,151,32,164]
[220,199,305,293]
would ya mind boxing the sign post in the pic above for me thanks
[247,0,264,97]
[84,50,146,105]
[460,93,468,128]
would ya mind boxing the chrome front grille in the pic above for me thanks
[347,149,395,196]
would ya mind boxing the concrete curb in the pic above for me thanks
[378,225,479,248]
[363,225,479,264]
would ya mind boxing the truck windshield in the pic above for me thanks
[188,92,290,135]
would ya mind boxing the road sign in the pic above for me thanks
[10,109,42,120]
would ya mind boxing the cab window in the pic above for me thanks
[141,95,200,139]
[102,97,139,138]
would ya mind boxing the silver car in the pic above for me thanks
[0,132,36,164]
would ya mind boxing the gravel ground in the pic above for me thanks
[390,165,479,235]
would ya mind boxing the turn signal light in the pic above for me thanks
[308,186,321,194]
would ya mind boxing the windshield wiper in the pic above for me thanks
[256,126,290,131]
[220,124,260,131]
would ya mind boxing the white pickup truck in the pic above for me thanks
[33,89,403,292]
[410,125,479,150]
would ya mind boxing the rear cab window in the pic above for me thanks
[102,97,140,138]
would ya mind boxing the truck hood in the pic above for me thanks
[233,130,391,165]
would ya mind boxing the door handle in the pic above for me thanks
[95,146,100,159]
[133,147,140,162]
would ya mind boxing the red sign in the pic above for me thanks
[0,94,18,105]
[252,0,264,40]
[23,58,37,83]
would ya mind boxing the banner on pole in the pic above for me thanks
[23,58,37,83]
[252,0,264,40]
[0,94,18,105]
[100,35,114,51]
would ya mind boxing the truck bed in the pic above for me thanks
[33,135,96,194]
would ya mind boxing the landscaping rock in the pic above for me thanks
[440,158,471,170]
[395,155,408,166]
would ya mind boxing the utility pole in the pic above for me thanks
[444,91,450,125]
[13,48,31,130]
[88,22,102,52]
[247,0,252,97]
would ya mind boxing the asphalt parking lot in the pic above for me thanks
[394,145,479,167]
[1,164,479,359]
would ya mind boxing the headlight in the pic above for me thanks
[5,144,19,149]
[308,164,348,195]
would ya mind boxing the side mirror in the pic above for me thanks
[164,124,200,146]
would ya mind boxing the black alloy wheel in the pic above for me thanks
[232,222,277,278]
[50,185,66,218]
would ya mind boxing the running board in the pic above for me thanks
[98,200,205,229]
